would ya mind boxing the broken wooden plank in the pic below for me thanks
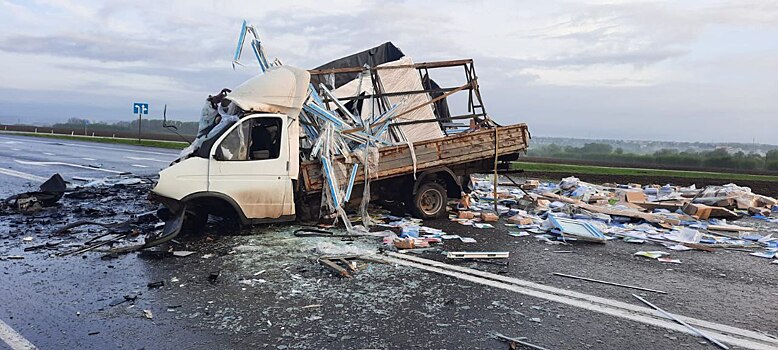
[707,224,757,232]
[540,192,681,225]
[319,258,351,278]
[337,258,358,273]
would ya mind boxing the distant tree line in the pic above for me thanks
[529,142,778,171]
[53,118,199,136]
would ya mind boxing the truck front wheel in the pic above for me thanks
[411,182,447,219]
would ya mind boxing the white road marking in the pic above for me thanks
[131,164,149,168]
[0,168,48,182]
[11,148,21,151]
[2,141,20,144]
[0,318,37,350]
[42,152,55,156]
[0,135,178,157]
[13,160,126,174]
[381,253,778,350]
[125,156,168,163]
[81,158,96,161]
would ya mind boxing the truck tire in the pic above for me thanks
[411,182,447,219]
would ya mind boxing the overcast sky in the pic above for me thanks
[0,0,776,143]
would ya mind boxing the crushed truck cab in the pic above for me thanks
[153,112,296,223]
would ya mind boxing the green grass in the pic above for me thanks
[514,161,778,182]
[3,132,188,150]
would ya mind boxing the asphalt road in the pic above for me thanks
[0,133,179,197]
[1,135,777,349]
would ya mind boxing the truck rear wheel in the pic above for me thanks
[411,182,447,219]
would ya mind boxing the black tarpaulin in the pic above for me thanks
[422,73,452,123]
[311,42,405,89]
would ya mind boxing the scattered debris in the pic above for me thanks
[142,309,153,320]
[172,251,195,257]
[749,250,776,259]
[508,231,530,237]
[393,238,429,250]
[446,252,509,259]
[2,173,66,213]
[494,332,549,350]
[634,251,670,259]
[455,174,777,263]
[548,215,607,243]
[147,281,165,289]
[657,257,682,264]
[208,271,221,282]
[318,256,366,278]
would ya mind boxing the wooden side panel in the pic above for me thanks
[301,124,530,193]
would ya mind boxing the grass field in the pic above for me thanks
[514,161,778,182]
[2,132,188,150]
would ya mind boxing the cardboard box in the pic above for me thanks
[394,238,428,249]
[459,194,471,209]
[481,212,499,222]
[507,215,533,225]
[521,180,540,190]
[458,211,475,219]
[683,203,713,220]
[622,191,647,203]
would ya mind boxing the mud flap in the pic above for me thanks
[143,205,185,248]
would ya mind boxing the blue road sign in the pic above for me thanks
[133,103,149,115]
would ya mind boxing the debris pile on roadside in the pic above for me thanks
[452,175,778,264]
[2,173,66,213]
[0,174,168,260]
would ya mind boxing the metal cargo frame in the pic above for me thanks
[307,59,493,140]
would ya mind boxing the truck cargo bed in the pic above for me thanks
[300,123,530,193]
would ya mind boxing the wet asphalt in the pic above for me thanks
[0,133,178,197]
[2,204,777,349]
[1,134,777,349]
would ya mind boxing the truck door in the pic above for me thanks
[208,114,294,220]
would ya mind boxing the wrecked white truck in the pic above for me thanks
[148,43,530,245]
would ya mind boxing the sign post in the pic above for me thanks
[132,103,149,143]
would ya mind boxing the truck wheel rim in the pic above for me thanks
[419,189,443,215]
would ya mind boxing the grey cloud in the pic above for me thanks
[0,32,229,64]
